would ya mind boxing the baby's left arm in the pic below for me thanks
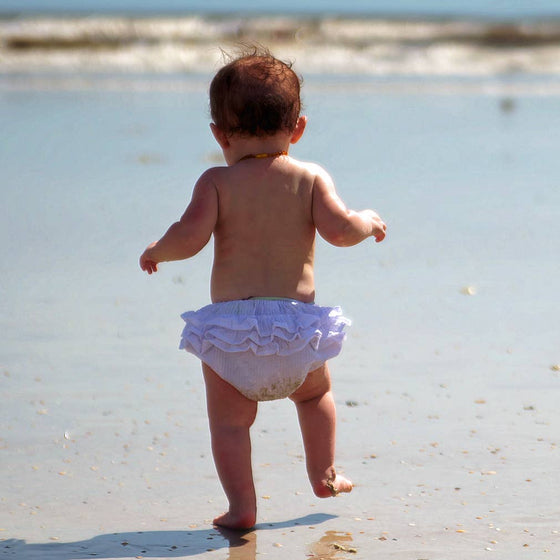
[139,170,218,273]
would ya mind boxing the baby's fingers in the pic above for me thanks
[140,257,158,274]
[373,218,387,243]
[146,261,158,274]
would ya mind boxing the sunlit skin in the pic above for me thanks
[140,115,386,529]
[140,117,386,303]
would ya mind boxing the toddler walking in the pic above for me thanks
[140,48,386,530]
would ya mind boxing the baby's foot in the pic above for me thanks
[315,473,354,498]
[326,474,354,496]
[213,510,256,530]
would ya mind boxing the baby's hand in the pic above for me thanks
[140,258,158,274]
[140,243,159,274]
[368,210,387,243]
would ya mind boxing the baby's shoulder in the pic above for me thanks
[286,158,332,181]
[198,165,227,181]
[288,158,335,191]
[192,166,230,191]
[197,159,332,189]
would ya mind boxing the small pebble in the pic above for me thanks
[461,286,477,296]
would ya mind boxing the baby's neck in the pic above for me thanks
[239,150,288,161]
[226,132,292,165]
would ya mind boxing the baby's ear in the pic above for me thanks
[210,123,230,149]
[290,116,307,144]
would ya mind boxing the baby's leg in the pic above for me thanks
[289,364,353,497]
[202,363,258,530]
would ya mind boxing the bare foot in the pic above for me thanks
[314,473,354,498]
[213,510,256,530]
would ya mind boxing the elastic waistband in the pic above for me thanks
[245,296,310,303]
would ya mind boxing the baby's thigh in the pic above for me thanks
[202,363,257,427]
[289,363,331,403]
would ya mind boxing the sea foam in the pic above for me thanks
[2,15,560,76]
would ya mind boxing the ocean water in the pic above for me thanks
[0,0,560,18]
[1,0,560,81]
[2,13,560,79]
[1,0,560,18]
[2,83,559,364]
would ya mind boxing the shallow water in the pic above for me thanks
[2,75,559,414]
[2,77,559,367]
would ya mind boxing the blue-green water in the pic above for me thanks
[1,0,560,18]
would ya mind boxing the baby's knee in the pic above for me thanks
[210,406,257,430]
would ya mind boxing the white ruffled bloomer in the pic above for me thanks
[179,299,350,401]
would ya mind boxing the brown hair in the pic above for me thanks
[210,47,302,137]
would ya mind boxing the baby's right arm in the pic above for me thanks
[311,166,386,246]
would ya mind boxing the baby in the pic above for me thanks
[139,48,386,530]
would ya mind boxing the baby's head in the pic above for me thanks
[210,47,302,137]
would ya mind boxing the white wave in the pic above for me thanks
[2,15,560,76]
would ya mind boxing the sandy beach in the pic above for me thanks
[1,74,559,559]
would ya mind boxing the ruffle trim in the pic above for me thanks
[179,299,350,358]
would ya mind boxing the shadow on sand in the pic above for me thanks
[1,513,337,559]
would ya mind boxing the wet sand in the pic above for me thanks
[1,76,559,558]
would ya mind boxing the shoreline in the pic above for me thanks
[3,73,560,97]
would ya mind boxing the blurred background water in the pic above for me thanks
[2,0,560,79]
[1,0,560,18]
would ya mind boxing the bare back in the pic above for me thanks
[209,156,316,302]
[140,150,383,296]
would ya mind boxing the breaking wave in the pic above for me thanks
[2,14,560,76]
